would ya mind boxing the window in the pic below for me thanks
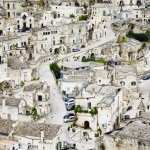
[17,20,19,23]
[43,32,45,35]
[53,40,55,45]
[48,32,50,35]
[7,114,11,119]
[8,12,10,18]
[131,81,136,86]
[79,29,81,32]
[41,44,43,48]
[73,40,75,44]
[71,30,73,33]
[7,3,10,9]
[30,24,32,28]
[30,19,31,22]
[120,81,125,85]
[38,95,42,101]
[87,102,91,109]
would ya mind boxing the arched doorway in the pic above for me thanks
[54,48,59,54]
[84,121,90,129]
[90,53,95,58]
[82,56,86,61]
[29,53,32,60]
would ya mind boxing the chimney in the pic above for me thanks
[41,130,44,143]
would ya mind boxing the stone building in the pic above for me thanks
[97,112,150,150]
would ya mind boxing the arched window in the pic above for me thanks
[7,3,10,9]
[8,12,10,18]
[131,81,136,86]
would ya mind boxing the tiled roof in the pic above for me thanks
[0,119,16,136]
[0,96,21,107]
[14,122,61,140]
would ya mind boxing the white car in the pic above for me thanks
[65,99,75,106]
[63,113,75,123]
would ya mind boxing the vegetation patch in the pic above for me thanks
[49,63,61,79]
[82,58,107,64]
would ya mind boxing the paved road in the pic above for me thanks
[39,61,66,125]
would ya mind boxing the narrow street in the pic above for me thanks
[39,61,66,125]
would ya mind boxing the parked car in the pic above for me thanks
[65,97,75,102]
[65,99,75,106]
[63,113,75,123]
[142,75,150,80]
[65,99,75,111]
[18,27,31,32]
[72,49,80,52]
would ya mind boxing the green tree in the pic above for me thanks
[50,63,61,79]
[31,107,39,121]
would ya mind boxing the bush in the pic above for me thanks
[79,15,89,21]
[72,128,76,132]
[68,126,70,131]
[82,58,107,64]
[95,133,99,137]
[70,14,75,18]
[72,122,77,127]
[50,63,61,79]
[83,132,88,136]
[127,31,149,42]
[74,105,81,114]
[21,81,25,86]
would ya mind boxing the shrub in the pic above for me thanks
[100,143,105,150]
[127,31,149,42]
[95,133,99,137]
[72,122,77,127]
[72,128,76,132]
[79,15,89,21]
[82,58,107,64]
[68,126,70,131]
[83,132,88,136]
[21,81,25,86]
[70,14,75,18]
[97,128,102,135]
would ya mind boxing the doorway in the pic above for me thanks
[23,22,26,28]
[84,121,90,129]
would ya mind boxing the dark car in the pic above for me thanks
[72,49,80,52]
[18,27,31,32]
[142,75,150,80]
